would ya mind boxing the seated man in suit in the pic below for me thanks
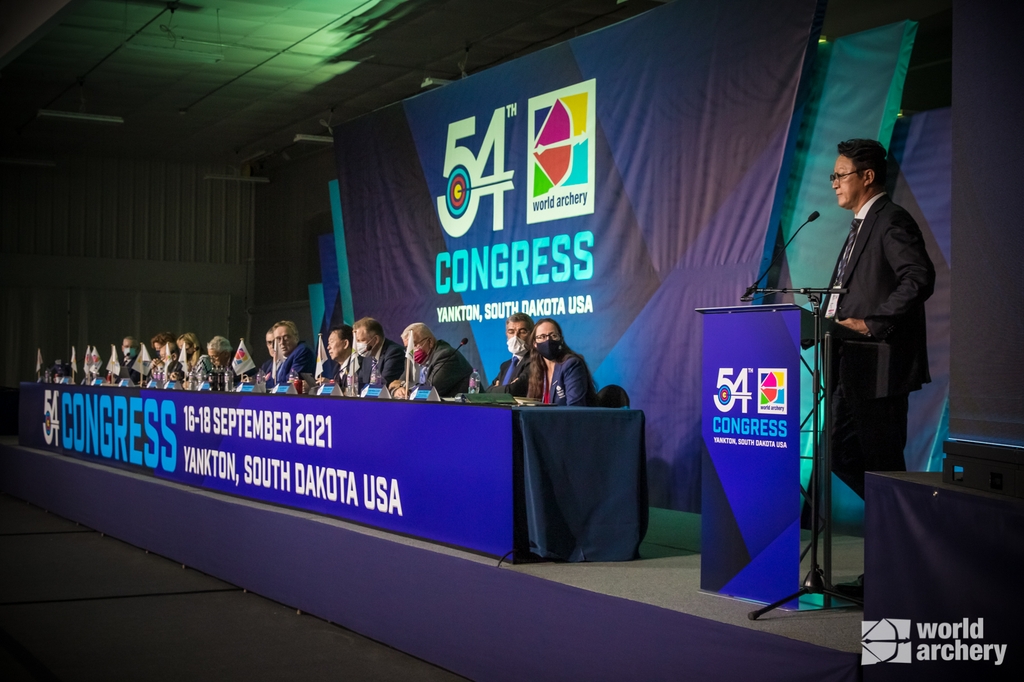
[305,324,357,393]
[272,320,315,387]
[120,336,141,384]
[207,336,233,371]
[353,317,405,390]
[486,312,533,397]
[328,324,358,385]
[394,323,473,398]
[258,328,278,387]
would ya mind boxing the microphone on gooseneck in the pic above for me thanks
[741,211,820,302]
[426,338,470,381]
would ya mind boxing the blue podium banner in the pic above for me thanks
[699,305,804,604]
[20,383,514,557]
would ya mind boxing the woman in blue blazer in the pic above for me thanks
[525,318,598,406]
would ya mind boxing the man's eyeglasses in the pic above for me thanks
[830,170,860,184]
[535,332,561,342]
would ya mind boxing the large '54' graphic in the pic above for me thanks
[436,105,515,237]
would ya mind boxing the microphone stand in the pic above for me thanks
[424,339,469,388]
[742,211,820,303]
[743,285,861,620]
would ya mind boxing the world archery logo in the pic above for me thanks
[527,79,596,224]
[757,369,787,414]
[862,619,913,665]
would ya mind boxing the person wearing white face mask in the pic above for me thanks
[487,313,533,397]
[352,317,405,390]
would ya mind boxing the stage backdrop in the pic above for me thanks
[763,21,924,531]
[330,0,826,512]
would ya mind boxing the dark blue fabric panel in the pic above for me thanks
[865,473,1024,679]
[519,407,647,561]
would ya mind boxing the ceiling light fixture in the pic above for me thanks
[204,174,270,184]
[239,150,268,164]
[293,134,334,144]
[37,110,124,124]
[421,77,452,89]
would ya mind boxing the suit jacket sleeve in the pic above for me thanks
[865,208,935,339]
[292,343,316,375]
[428,347,472,397]
[379,342,406,386]
[561,357,591,406]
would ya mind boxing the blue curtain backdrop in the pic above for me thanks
[331,0,826,512]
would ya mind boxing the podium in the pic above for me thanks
[697,304,808,605]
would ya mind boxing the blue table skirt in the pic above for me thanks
[517,407,648,562]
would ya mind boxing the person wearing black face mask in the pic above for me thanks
[526,318,598,406]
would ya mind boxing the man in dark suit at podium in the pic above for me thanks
[826,138,935,500]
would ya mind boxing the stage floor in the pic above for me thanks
[512,530,864,654]
[0,439,861,680]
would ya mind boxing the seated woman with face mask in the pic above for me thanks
[526,318,598,406]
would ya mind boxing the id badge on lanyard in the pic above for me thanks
[825,288,841,319]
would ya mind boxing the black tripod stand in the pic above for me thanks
[741,286,862,620]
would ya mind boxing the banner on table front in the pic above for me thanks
[19,383,513,556]
[332,0,825,511]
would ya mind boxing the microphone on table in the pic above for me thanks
[741,210,820,302]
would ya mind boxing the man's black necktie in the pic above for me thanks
[834,218,862,287]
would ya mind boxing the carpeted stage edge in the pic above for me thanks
[0,443,858,682]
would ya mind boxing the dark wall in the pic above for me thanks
[0,156,254,386]
[250,147,336,365]
[950,0,1024,445]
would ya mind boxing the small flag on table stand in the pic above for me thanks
[232,338,256,376]
[36,349,43,381]
[133,343,152,378]
[272,338,279,387]
[70,346,78,383]
[107,345,120,380]
[315,333,327,381]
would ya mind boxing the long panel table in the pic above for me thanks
[18,382,647,561]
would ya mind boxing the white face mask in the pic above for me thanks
[355,340,370,357]
[507,334,526,357]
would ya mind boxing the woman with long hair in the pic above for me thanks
[526,318,598,406]
[171,332,210,383]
